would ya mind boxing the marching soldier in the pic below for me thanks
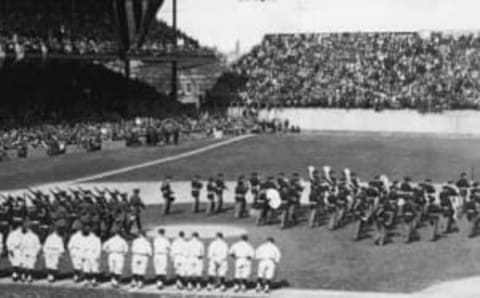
[215,173,227,213]
[374,198,396,246]
[234,176,249,219]
[288,173,303,226]
[191,175,203,213]
[249,172,261,207]
[257,176,276,226]
[308,169,323,228]
[400,197,417,243]
[206,177,217,215]
[129,188,146,233]
[352,188,372,241]
[425,196,442,241]
[161,178,175,215]
[466,182,480,237]
[277,173,290,229]
[440,184,458,234]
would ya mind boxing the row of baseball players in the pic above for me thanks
[1,223,281,293]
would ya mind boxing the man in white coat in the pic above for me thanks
[153,228,170,289]
[78,225,102,287]
[103,228,129,287]
[255,237,281,293]
[68,228,83,282]
[229,234,255,292]
[6,225,22,281]
[171,231,188,289]
[130,231,152,289]
[19,222,41,283]
[43,227,65,283]
[186,232,205,291]
[207,232,229,291]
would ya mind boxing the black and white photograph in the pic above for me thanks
[1,0,480,297]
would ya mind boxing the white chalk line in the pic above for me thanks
[69,134,254,184]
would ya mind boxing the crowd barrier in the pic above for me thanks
[228,107,480,135]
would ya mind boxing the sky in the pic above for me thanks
[157,0,480,53]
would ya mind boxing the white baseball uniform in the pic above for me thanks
[186,237,205,277]
[208,238,229,277]
[229,240,255,279]
[19,230,41,270]
[153,235,170,276]
[43,232,65,270]
[171,237,188,277]
[131,236,152,275]
[79,233,102,273]
[6,228,23,267]
[68,231,83,271]
[103,234,129,275]
[255,242,281,280]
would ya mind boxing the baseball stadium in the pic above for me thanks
[2,1,480,298]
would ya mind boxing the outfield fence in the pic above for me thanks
[228,107,480,135]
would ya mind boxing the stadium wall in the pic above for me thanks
[228,108,480,135]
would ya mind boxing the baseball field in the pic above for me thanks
[2,132,480,297]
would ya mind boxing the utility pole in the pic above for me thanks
[171,0,178,102]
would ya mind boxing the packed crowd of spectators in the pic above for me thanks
[233,31,480,112]
[0,2,213,57]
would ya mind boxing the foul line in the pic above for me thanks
[67,135,253,184]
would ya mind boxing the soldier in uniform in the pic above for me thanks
[161,178,175,215]
[440,184,458,234]
[257,176,276,226]
[206,177,217,215]
[456,172,471,202]
[308,170,323,228]
[234,176,249,219]
[11,197,27,228]
[129,188,146,233]
[0,198,11,253]
[215,174,227,213]
[249,172,261,207]
[466,182,480,237]
[277,173,290,229]
[374,198,396,246]
[191,175,203,213]
[287,173,303,227]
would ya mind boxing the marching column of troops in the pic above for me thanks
[162,167,480,244]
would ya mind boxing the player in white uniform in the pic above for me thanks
[78,225,102,287]
[153,228,170,289]
[43,227,65,282]
[207,232,229,291]
[103,229,129,287]
[186,232,205,291]
[255,237,281,293]
[130,231,152,289]
[229,234,255,292]
[68,229,83,282]
[19,222,41,283]
[6,225,23,281]
[171,231,188,289]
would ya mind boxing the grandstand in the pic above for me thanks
[231,31,480,113]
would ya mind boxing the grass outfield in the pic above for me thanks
[3,132,480,293]
[96,132,480,182]
[0,138,226,190]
